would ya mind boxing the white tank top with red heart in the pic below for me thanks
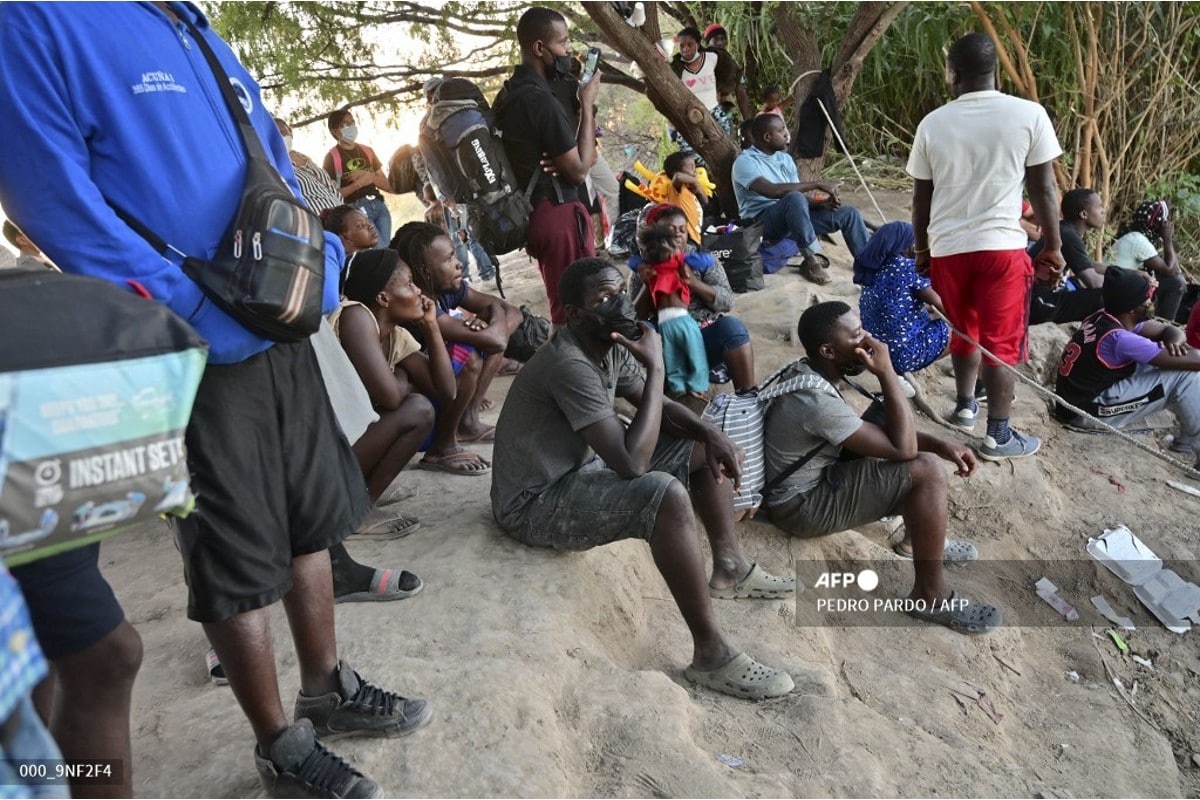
[680,53,719,111]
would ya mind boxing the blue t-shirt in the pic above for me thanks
[437,281,469,315]
[732,147,799,220]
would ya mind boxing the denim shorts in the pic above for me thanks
[501,435,693,551]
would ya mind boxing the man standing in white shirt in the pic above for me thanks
[908,33,1065,461]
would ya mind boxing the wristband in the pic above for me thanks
[914,246,931,255]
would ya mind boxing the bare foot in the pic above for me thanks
[458,423,496,443]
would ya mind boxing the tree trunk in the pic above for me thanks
[778,2,906,181]
[830,2,908,104]
[586,1,740,219]
[772,4,823,180]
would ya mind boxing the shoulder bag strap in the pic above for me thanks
[179,16,270,165]
[111,15,274,261]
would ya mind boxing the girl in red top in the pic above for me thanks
[635,223,711,396]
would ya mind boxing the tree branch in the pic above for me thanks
[586,0,739,217]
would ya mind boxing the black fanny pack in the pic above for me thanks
[111,16,325,343]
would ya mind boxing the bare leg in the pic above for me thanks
[898,453,951,603]
[723,341,757,392]
[468,351,505,420]
[431,353,483,454]
[281,549,340,697]
[686,442,753,588]
[44,621,142,798]
[201,555,337,750]
[649,482,738,670]
[952,351,981,403]
[352,394,435,501]
[981,361,1016,420]
[473,306,524,413]
[202,609,290,750]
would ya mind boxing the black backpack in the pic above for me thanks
[387,144,421,195]
[418,79,536,259]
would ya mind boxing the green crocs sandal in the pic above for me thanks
[684,653,795,700]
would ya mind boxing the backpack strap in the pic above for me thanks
[328,147,343,182]
[756,359,839,497]
[760,441,827,496]
[494,81,563,204]
[757,359,838,404]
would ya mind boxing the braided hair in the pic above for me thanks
[388,221,446,298]
[1118,200,1169,248]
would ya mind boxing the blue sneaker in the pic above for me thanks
[978,430,1041,461]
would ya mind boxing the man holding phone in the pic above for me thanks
[495,7,602,326]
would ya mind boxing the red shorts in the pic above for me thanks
[526,198,595,324]
[930,249,1033,366]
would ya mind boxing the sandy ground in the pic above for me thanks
[104,189,1200,798]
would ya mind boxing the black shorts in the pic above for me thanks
[173,339,371,623]
[10,543,125,661]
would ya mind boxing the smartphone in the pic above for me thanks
[580,47,601,85]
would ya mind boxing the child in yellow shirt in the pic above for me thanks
[662,151,710,245]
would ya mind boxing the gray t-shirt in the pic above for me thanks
[762,361,863,505]
[491,327,646,524]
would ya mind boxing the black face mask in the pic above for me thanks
[581,294,641,340]
[552,54,575,80]
[841,359,867,377]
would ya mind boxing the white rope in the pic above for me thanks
[814,98,888,226]
[925,306,1200,481]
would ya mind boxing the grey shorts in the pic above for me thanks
[768,458,911,538]
[501,435,694,551]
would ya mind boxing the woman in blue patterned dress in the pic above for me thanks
[854,221,950,374]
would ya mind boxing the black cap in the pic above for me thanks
[1103,267,1152,314]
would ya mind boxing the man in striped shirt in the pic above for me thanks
[274,117,342,214]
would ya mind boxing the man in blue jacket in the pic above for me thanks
[0,4,427,797]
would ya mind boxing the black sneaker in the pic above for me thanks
[255,719,382,799]
[295,660,432,741]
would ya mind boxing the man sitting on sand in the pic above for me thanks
[731,114,870,285]
[761,301,1002,635]
[491,257,796,700]
[1054,267,1200,467]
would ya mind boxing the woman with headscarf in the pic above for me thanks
[332,248,492,478]
[855,221,950,374]
[1107,199,1185,321]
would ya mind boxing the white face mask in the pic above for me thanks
[340,125,358,144]
[282,135,293,151]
